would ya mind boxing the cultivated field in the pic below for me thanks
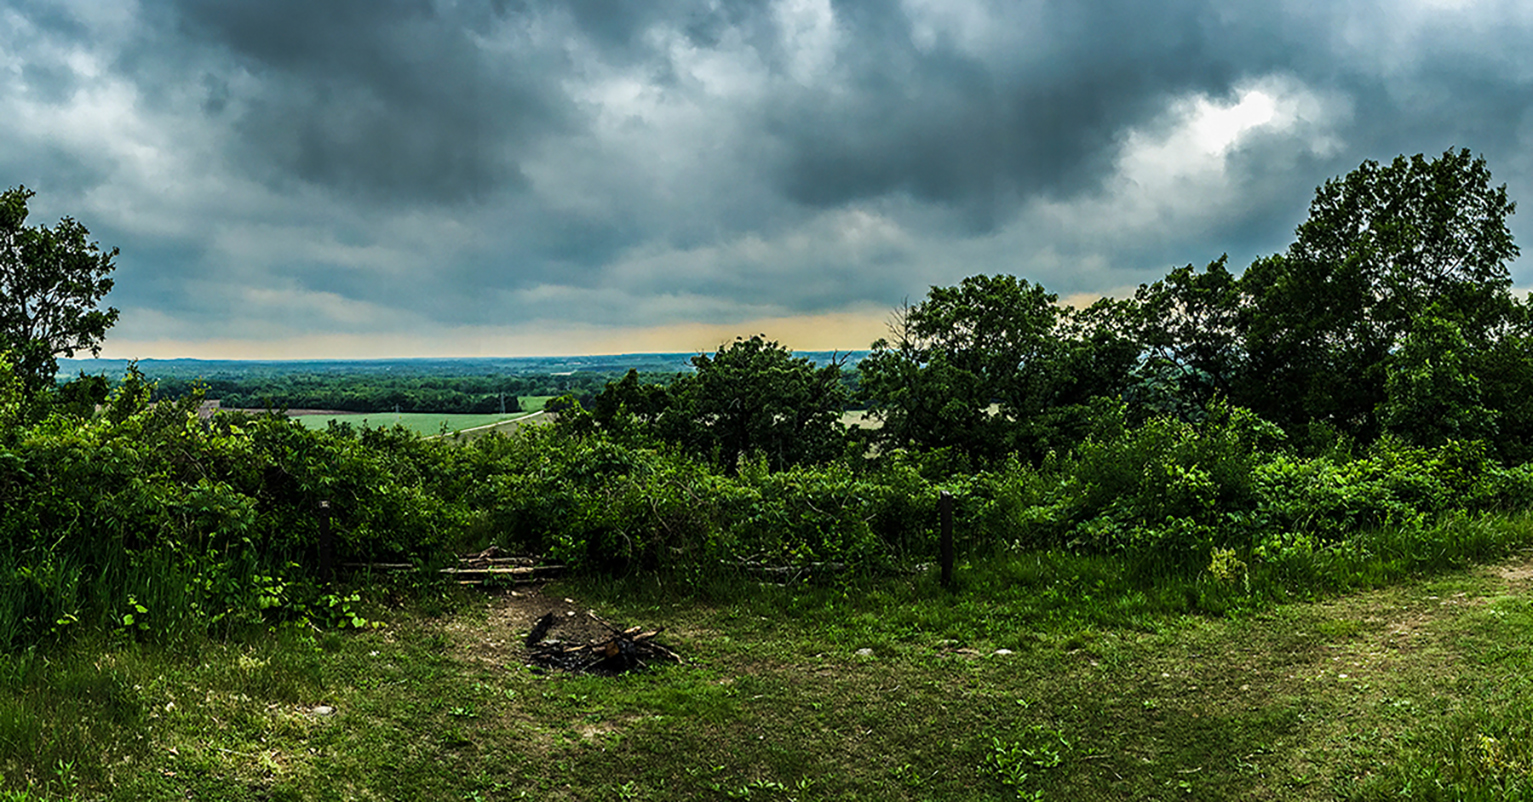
[289,411,534,436]
[289,397,555,437]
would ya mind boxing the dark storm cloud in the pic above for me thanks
[766,0,1250,219]
[4,0,1532,350]
[164,0,573,202]
[557,0,774,60]
[139,0,785,205]
[741,0,1532,247]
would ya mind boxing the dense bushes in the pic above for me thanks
[7,353,1533,651]
[0,383,465,648]
[4,149,1532,660]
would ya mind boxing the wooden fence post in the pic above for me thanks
[318,500,334,582]
[939,490,954,590]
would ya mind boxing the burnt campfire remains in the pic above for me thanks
[525,610,682,674]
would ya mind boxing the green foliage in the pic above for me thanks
[0,187,119,396]
[861,275,1061,464]
[1127,256,1244,420]
[1381,315,1498,446]
[986,724,1070,800]
[178,371,530,415]
[1238,148,1519,439]
[585,336,848,475]
[52,373,108,420]
[5,149,1533,656]
[10,354,1533,650]
[996,401,1280,568]
[1474,317,1533,464]
[0,355,22,434]
[0,366,471,648]
[680,335,849,474]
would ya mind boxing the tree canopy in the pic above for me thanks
[859,275,1061,464]
[586,336,848,474]
[1236,149,1519,438]
[851,148,1524,462]
[0,186,119,394]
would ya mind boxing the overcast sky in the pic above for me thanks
[4,0,1532,358]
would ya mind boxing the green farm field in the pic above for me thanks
[290,397,555,437]
[292,410,537,436]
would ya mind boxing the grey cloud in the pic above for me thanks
[0,143,112,202]
[765,0,1257,221]
[18,61,80,103]
[8,0,88,39]
[759,0,1533,244]
[557,0,774,61]
[5,0,1533,346]
[162,0,574,203]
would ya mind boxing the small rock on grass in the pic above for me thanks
[855,648,875,657]
[311,705,335,716]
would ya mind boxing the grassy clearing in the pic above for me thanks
[7,522,1533,800]
[518,396,555,412]
[439,410,551,442]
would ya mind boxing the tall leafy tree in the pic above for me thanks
[1237,149,1518,438]
[1051,297,1142,408]
[1471,296,1533,463]
[590,369,676,431]
[667,336,848,474]
[1128,256,1245,420]
[1379,313,1496,447]
[0,187,120,394]
[860,275,1060,464]
[1024,297,1143,450]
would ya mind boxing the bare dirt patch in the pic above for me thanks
[443,586,594,667]
[443,586,657,670]
[1489,555,1533,589]
[1258,556,1533,716]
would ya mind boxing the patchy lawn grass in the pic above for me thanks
[5,552,1533,800]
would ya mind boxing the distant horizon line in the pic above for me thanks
[62,349,872,364]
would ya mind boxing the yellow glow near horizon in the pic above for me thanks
[95,290,1158,361]
[99,308,900,360]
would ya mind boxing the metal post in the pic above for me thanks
[939,490,954,590]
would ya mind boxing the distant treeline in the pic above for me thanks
[58,353,865,414]
[145,372,682,414]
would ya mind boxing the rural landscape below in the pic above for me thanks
[6,148,1533,799]
[7,0,1533,799]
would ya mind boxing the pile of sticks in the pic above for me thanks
[346,546,565,584]
[525,611,682,674]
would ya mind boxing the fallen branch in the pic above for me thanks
[343,547,564,583]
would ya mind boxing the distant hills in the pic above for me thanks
[58,352,869,380]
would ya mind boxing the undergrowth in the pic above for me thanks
[6,365,1533,653]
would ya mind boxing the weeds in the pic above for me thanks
[8,372,1533,654]
[985,725,1070,800]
